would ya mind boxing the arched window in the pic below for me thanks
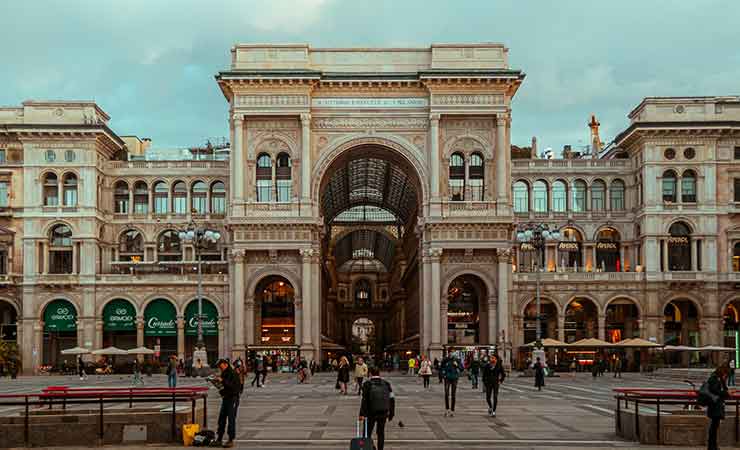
[61,173,78,207]
[533,180,548,213]
[133,181,148,214]
[591,179,606,211]
[552,180,567,212]
[595,228,621,272]
[256,153,273,202]
[157,230,182,262]
[275,153,292,202]
[191,181,208,214]
[210,181,226,215]
[682,170,697,203]
[114,181,129,214]
[662,170,677,202]
[558,227,583,270]
[513,181,529,213]
[354,279,372,308]
[49,224,73,273]
[448,152,465,201]
[733,242,740,272]
[469,153,484,201]
[668,222,691,271]
[172,181,187,215]
[119,229,143,261]
[610,179,625,210]
[153,181,168,215]
[571,179,587,212]
[43,173,59,206]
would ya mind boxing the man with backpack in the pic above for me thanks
[481,354,506,417]
[441,354,462,417]
[359,366,395,450]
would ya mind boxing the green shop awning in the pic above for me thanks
[185,299,218,336]
[144,299,177,336]
[103,299,136,332]
[44,299,77,332]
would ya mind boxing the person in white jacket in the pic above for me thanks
[354,357,369,395]
[419,355,433,389]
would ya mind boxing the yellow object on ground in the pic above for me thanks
[182,423,200,446]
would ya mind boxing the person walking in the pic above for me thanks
[570,359,577,378]
[435,358,443,384]
[251,355,264,388]
[614,355,622,378]
[213,359,241,448]
[703,365,730,450]
[77,355,87,381]
[419,355,433,389]
[533,357,545,391]
[729,359,736,387]
[132,358,144,386]
[359,366,395,450]
[441,354,462,417]
[166,355,177,388]
[470,357,480,390]
[354,357,368,395]
[408,356,416,376]
[337,356,350,395]
[482,354,506,417]
[309,359,317,376]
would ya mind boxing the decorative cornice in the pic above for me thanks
[312,117,428,130]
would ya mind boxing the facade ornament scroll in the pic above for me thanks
[230,248,246,263]
[497,248,513,263]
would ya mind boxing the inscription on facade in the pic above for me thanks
[236,95,309,106]
[312,97,428,108]
[433,94,504,106]
[312,117,428,130]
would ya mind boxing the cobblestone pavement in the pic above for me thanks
[0,371,707,449]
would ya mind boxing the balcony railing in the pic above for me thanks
[441,201,502,217]
[242,202,299,217]
[513,271,645,283]
[512,159,631,171]
[108,261,228,276]
[106,160,228,170]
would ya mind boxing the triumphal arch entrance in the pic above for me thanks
[217,43,523,364]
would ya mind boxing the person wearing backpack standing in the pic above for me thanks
[441,354,462,417]
[359,366,395,450]
[166,355,177,388]
[482,354,506,417]
[701,365,730,450]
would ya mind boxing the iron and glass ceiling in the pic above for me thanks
[334,229,396,272]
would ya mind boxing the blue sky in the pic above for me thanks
[2,0,738,152]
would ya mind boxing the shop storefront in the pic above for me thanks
[144,298,177,363]
[42,299,77,367]
[102,299,137,349]
[247,345,299,373]
[184,299,218,365]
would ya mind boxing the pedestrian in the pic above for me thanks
[233,358,246,416]
[614,355,622,378]
[78,355,87,381]
[359,366,395,450]
[251,355,264,387]
[166,355,177,388]
[261,356,269,385]
[408,356,416,376]
[729,359,736,387]
[570,359,577,378]
[132,358,144,386]
[441,354,462,417]
[482,353,506,417]
[354,357,368,395]
[533,357,545,391]
[213,359,240,448]
[435,357,443,384]
[337,356,350,395]
[309,359,317,376]
[702,365,730,450]
[470,357,480,390]
[419,355,433,389]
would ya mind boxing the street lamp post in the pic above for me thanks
[516,224,560,348]
[179,224,221,361]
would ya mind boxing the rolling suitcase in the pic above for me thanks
[350,418,373,450]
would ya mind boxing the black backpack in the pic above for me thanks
[367,380,391,415]
[192,430,216,447]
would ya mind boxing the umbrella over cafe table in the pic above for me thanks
[60,346,90,355]
[91,346,128,355]
[126,346,155,355]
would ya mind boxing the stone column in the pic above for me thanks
[662,239,669,271]
[645,238,659,272]
[311,252,321,359]
[294,297,303,347]
[691,239,698,271]
[42,241,49,274]
[429,113,440,201]
[558,314,566,342]
[495,115,510,209]
[177,317,185,361]
[232,250,246,356]
[218,319,225,359]
[497,249,511,361]
[229,115,246,216]
[299,248,315,353]
[429,248,443,359]
[598,314,606,341]
[488,296,498,345]
[421,248,432,353]
[300,113,311,203]
[95,320,103,350]
[33,321,43,374]
[244,298,255,348]
[136,318,145,361]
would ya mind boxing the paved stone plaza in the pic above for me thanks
[0,371,711,449]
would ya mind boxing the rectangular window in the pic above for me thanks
[449,179,465,201]
[211,197,225,215]
[276,180,291,202]
[63,189,77,207]
[173,197,187,214]
[0,250,6,274]
[682,178,696,203]
[0,182,8,207]
[115,197,129,214]
[552,190,566,212]
[735,179,740,202]
[0,150,6,164]
[591,190,605,211]
[735,147,740,159]
[192,197,207,214]
[572,190,586,212]
[660,240,664,272]
[696,239,702,271]
[134,198,148,214]
[257,180,273,202]
[468,179,484,202]
[49,250,72,274]
[154,196,168,214]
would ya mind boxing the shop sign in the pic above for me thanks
[43,299,77,332]
[185,300,219,336]
[558,242,580,252]
[596,241,619,251]
[144,299,177,336]
[668,236,689,245]
[103,299,136,331]
[520,242,535,252]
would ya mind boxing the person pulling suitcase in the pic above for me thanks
[358,366,395,450]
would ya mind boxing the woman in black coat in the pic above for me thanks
[533,357,545,391]
[705,365,730,450]
[336,356,351,395]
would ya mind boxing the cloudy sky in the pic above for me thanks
[2,0,738,153]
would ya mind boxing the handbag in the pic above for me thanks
[697,381,716,407]
[335,381,341,390]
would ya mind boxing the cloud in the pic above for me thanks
[241,0,331,32]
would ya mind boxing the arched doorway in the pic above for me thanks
[352,318,376,354]
[723,300,740,349]
[595,228,621,272]
[102,298,137,349]
[558,227,583,271]
[0,300,17,343]
[522,298,558,344]
[42,299,78,368]
[664,299,701,365]
[446,275,487,347]
[605,299,640,343]
[184,299,219,365]
[144,299,178,363]
[667,222,692,271]
[564,298,598,343]
[254,276,296,372]
[318,143,423,359]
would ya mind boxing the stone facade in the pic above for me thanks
[1,45,739,373]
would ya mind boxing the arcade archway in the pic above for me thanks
[446,274,487,346]
[564,297,598,342]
